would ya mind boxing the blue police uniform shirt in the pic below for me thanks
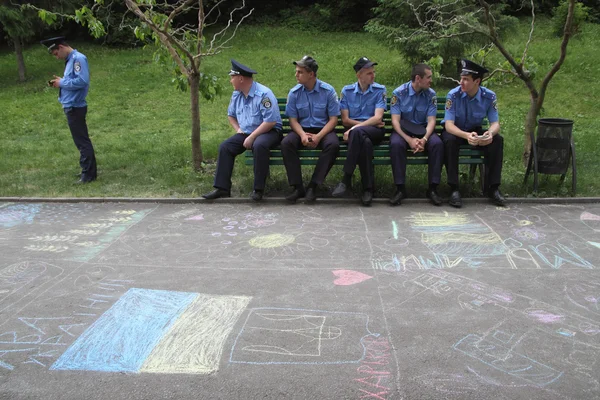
[285,79,340,128]
[227,81,283,134]
[58,49,89,108]
[442,86,499,131]
[390,81,437,126]
[339,82,387,121]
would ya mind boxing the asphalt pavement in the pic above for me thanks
[0,200,599,399]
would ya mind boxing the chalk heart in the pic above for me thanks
[332,269,373,286]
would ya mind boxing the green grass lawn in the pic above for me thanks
[1,20,598,199]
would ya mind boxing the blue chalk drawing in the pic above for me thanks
[0,204,40,228]
[51,288,196,372]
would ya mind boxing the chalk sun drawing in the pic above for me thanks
[249,234,295,249]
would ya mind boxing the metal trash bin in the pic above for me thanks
[524,118,577,195]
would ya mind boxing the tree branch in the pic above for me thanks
[521,0,535,68]
[538,0,575,107]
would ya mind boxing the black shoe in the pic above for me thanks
[285,188,305,203]
[389,189,406,206]
[489,189,507,207]
[202,188,231,200]
[251,190,263,201]
[361,191,373,206]
[332,182,348,197]
[74,178,94,185]
[449,190,462,208]
[426,188,443,206]
[305,187,317,203]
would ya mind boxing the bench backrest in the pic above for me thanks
[276,96,456,137]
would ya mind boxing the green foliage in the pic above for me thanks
[2,23,598,198]
[551,0,590,36]
[366,0,517,76]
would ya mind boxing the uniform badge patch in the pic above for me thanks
[445,99,452,110]
[74,61,81,73]
[382,92,386,102]
[391,95,398,106]
[492,99,498,111]
[261,97,272,109]
[432,96,436,105]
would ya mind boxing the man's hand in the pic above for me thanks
[243,135,255,149]
[478,131,493,146]
[376,120,385,128]
[467,131,480,146]
[50,75,61,88]
[414,138,426,153]
[306,134,320,148]
[408,137,421,153]
[300,132,312,146]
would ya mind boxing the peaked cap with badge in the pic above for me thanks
[40,36,67,53]
[459,59,489,78]
[353,57,378,72]
[229,59,257,77]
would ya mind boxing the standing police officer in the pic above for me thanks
[389,64,443,206]
[281,56,341,203]
[42,37,97,183]
[332,57,387,206]
[203,60,282,201]
[442,59,506,208]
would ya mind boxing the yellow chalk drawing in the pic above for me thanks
[249,234,295,249]
[408,211,470,227]
[518,220,532,226]
[100,217,132,223]
[113,210,136,215]
[141,294,251,374]
[83,223,113,228]
[68,229,101,235]
[24,245,69,253]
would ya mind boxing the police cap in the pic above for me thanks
[229,59,257,77]
[353,57,378,72]
[459,59,488,78]
[400,120,426,138]
[293,56,318,73]
[40,36,67,53]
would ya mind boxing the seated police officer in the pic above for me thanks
[203,60,282,201]
[442,59,506,208]
[281,56,341,203]
[389,63,443,206]
[42,36,97,184]
[331,57,386,206]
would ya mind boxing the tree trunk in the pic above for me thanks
[14,37,26,82]
[189,72,203,170]
[522,95,541,167]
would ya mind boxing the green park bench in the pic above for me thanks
[245,97,486,192]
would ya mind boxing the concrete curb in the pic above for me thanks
[1,196,599,204]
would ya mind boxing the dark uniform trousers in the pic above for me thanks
[390,132,443,185]
[344,126,385,190]
[214,129,282,191]
[64,106,97,182]
[281,128,340,187]
[441,130,504,188]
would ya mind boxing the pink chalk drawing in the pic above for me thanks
[526,309,564,324]
[185,214,204,221]
[580,211,600,221]
[332,270,373,286]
